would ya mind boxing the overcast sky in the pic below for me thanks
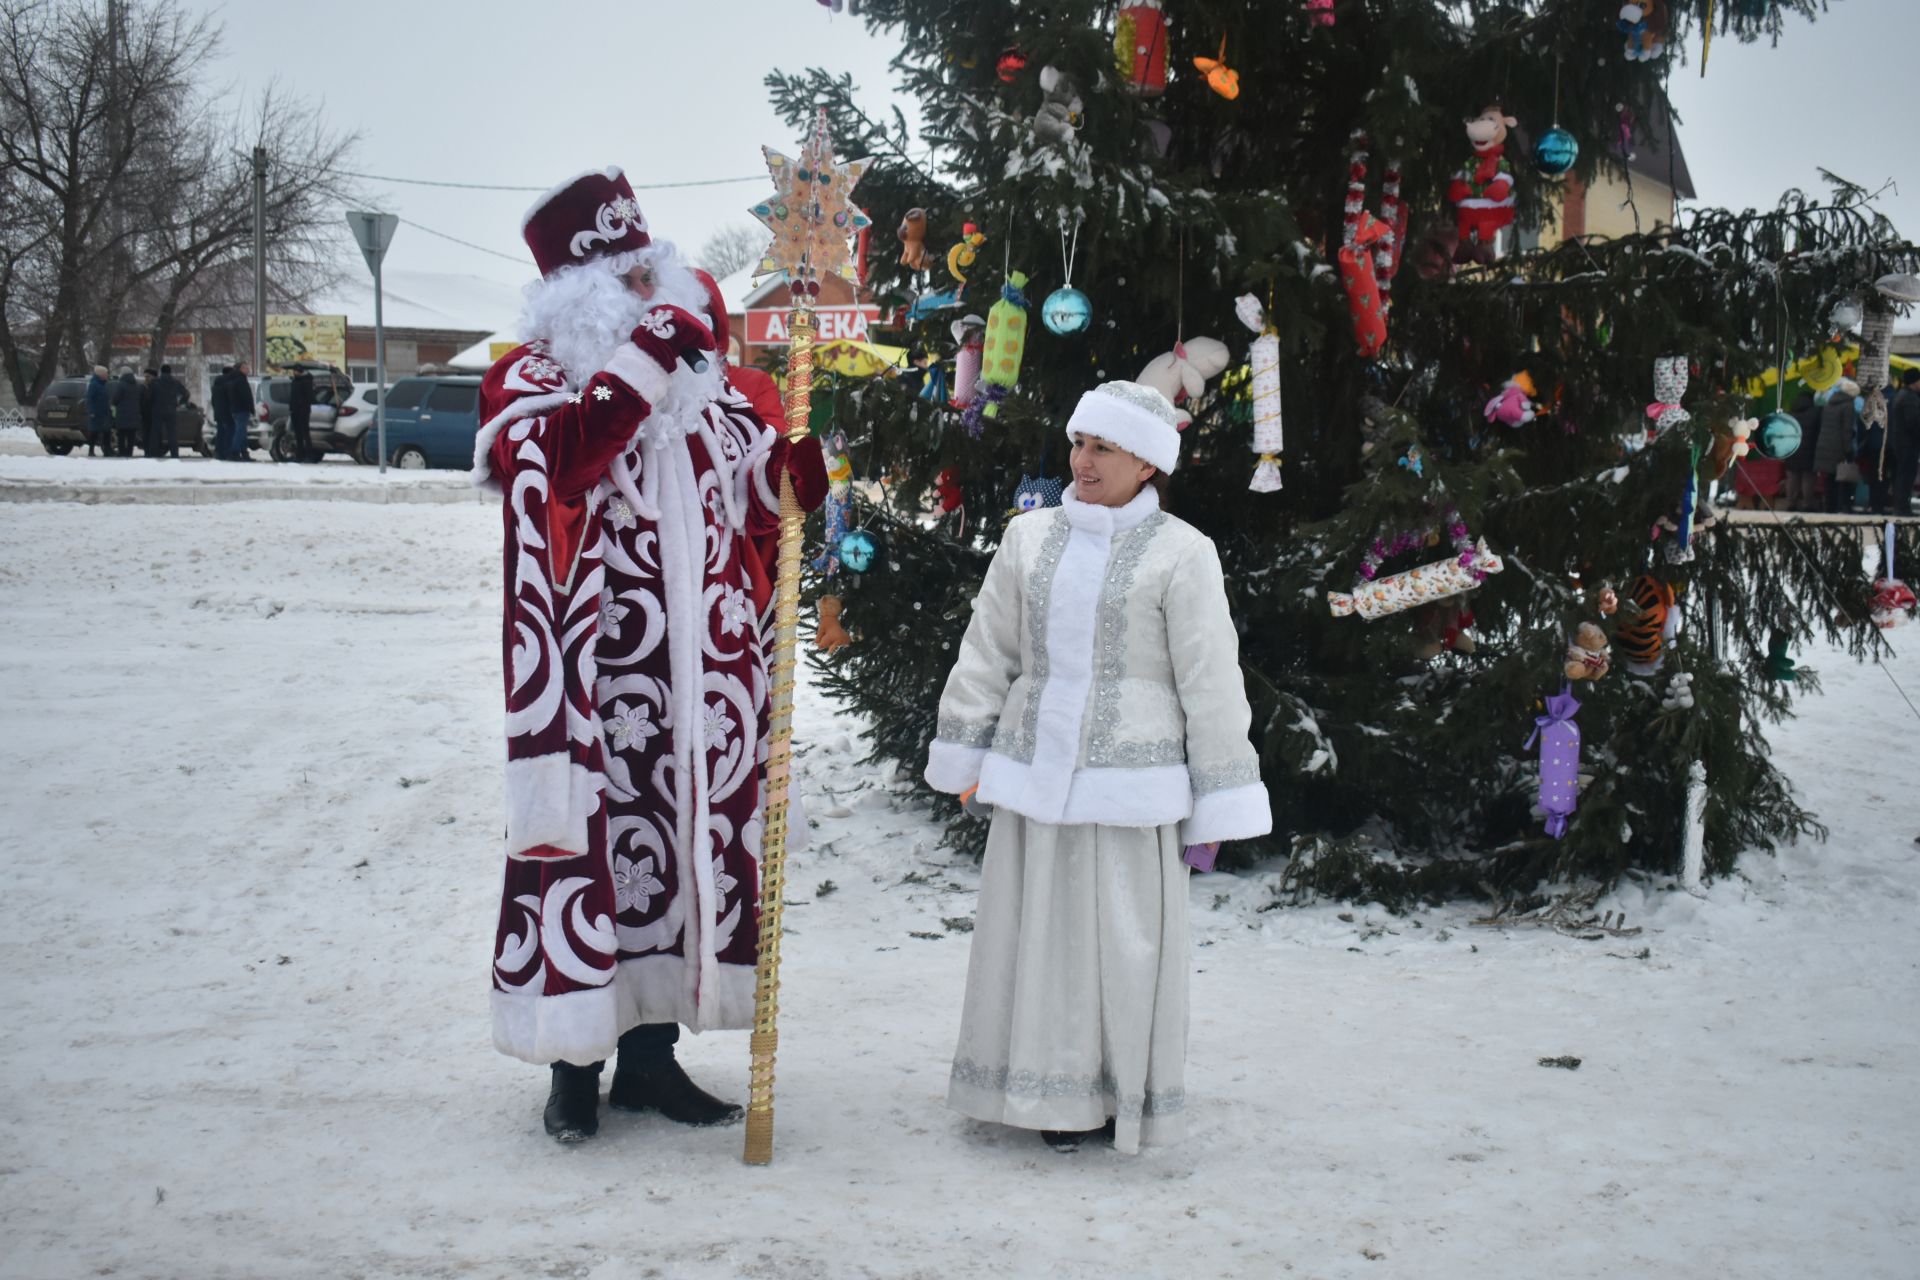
[183,0,1916,294]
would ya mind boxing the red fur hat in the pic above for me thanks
[691,268,732,353]
[521,167,651,279]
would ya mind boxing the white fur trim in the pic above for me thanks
[472,390,570,493]
[926,740,989,793]
[1066,382,1182,473]
[977,754,1193,827]
[521,165,625,234]
[1180,780,1272,845]
[1061,483,1159,533]
[491,982,620,1066]
[750,449,781,515]
[603,342,673,404]
[490,956,757,1064]
[503,753,604,859]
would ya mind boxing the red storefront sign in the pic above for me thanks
[745,305,888,345]
[111,332,196,352]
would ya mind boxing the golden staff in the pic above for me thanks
[743,109,869,1166]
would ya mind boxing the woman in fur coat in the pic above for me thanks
[924,380,1272,1154]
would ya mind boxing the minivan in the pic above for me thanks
[360,376,482,469]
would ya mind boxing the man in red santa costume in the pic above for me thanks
[476,167,824,1143]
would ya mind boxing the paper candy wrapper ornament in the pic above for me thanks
[1338,212,1390,357]
[1525,685,1582,839]
[962,270,1030,435]
[950,313,985,409]
[812,430,852,576]
[1235,294,1284,492]
[1328,539,1505,620]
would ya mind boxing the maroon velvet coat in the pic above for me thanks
[476,329,803,1066]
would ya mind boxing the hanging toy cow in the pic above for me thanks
[1446,101,1518,266]
[1136,337,1231,426]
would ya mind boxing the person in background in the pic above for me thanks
[151,364,185,459]
[84,364,111,456]
[1813,377,1860,514]
[1860,394,1892,515]
[287,366,315,463]
[1889,368,1920,518]
[139,368,157,456]
[221,363,254,461]
[109,367,141,458]
[1781,388,1821,512]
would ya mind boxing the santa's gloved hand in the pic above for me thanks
[606,305,717,403]
[628,305,716,371]
[784,435,828,511]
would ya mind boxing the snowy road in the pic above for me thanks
[0,497,1915,1279]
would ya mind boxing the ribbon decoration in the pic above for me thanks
[1524,684,1583,839]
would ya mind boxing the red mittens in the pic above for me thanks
[766,435,828,512]
[627,305,716,375]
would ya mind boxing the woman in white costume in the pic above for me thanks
[925,380,1271,1154]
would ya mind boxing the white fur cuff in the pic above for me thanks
[602,342,673,405]
[1180,782,1272,846]
[925,739,988,794]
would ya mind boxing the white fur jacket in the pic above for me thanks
[924,486,1272,845]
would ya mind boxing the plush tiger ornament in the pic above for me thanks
[1617,575,1678,675]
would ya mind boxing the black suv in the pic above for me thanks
[34,376,209,455]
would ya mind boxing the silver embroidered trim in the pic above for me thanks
[950,1056,1186,1119]
[1086,513,1182,768]
[998,513,1072,763]
[936,716,997,748]
[1190,758,1261,796]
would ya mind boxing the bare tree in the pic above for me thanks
[697,224,765,282]
[0,0,359,403]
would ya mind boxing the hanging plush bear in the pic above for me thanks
[1618,1,1669,62]
[1033,67,1083,144]
[1137,337,1231,426]
[897,208,931,272]
[1563,622,1612,681]
[1446,102,1518,266]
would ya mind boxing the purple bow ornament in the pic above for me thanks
[1524,684,1582,840]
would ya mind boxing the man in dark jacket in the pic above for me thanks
[84,365,111,456]
[139,368,157,455]
[151,364,186,458]
[215,364,252,461]
[1891,368,1920,517]
[109,368,141,457]
[1814,378,1860,513]
[287,366,315,463]
[1783,389,1821,511]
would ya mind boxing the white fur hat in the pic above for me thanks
[1065,380,1182,473]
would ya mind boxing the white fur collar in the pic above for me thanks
[1062,483,1159,536]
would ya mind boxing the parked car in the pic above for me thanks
[357,376,482,469]
[258,364,356,462]
[33,376,209,456]
[340,384,388,465]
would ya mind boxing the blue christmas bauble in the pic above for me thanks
[1758,410,1803,461]
[1533,126,1579,178]
[838,529,877,574]
[1041,286,1092,336]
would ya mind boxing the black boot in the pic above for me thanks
[607,1023,743,1127]
[542,1059,604,1143]
[1041,1119,1116,1153]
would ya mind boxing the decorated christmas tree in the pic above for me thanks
[768,0,1918,903]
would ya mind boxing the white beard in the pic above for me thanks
[519,242,710,385]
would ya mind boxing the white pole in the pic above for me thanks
[1680,761,1707,893]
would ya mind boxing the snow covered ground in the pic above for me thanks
[1,495,1915,1280]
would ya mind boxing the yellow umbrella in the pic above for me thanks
[813,338,909,379]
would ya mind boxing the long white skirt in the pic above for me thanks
[946,812,1189,1154]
